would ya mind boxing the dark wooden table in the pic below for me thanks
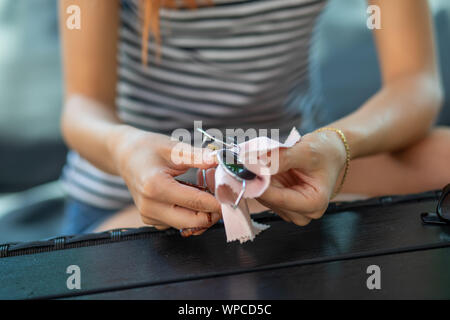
[0,191,449,299]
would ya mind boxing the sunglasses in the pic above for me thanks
[197,128,257,209]
[421,184,450,225]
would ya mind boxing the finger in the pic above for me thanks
[256,198,292,223]
[196,169,204,186]
[153,224,170,230]
[271,204,312,226]
[180,226,209,237]
[302,209,327,220]
[167,141,217,169]
[261,201,311,226]
[193,228,209,236]
[140,217,170,230]
[144,174,221,213]
[282,209,312,226]
[180,227,207,237]
[196,168,215,191]
[257,197,311,226]
[258,184,328,214]
[168,208,221,230]
[141,200,221,230]
[205,168,216,193]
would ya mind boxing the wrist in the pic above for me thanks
[307,129,347,171]
[321,130,347,170]
[314,127,351,198]
[106,124,139,173]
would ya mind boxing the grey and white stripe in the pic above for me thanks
[62,0,327,209]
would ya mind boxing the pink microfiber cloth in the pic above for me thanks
[214,128,301,243]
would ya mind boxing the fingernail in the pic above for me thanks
[211,212,221,223]
[204,150,217,164]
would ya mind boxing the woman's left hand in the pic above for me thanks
[256,130,347,226]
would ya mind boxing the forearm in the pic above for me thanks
[61,94,129,175]
[59,0,125,174]
[329,75,443,159]
[331,0,443,160]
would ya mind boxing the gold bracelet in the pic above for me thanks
[315,127,351,199]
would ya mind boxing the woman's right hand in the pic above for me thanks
[108,125,221,232]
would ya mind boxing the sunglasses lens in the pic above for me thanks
[440,192,450,220]
[218,149,256,181]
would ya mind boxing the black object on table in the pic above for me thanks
[0,190,449,300]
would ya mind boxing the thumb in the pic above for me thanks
[168,141,217,169]
[278,140,316,172]
[240,147,293,176]
[259,142,308,175]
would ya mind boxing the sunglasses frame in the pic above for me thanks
[421,184,450,225]
[196,128,257,209]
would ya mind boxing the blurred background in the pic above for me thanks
[0,0,449,243]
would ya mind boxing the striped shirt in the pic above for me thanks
[62,0,327,209]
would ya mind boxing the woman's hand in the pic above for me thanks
[257,130,347,226]
[108,125,221,233]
